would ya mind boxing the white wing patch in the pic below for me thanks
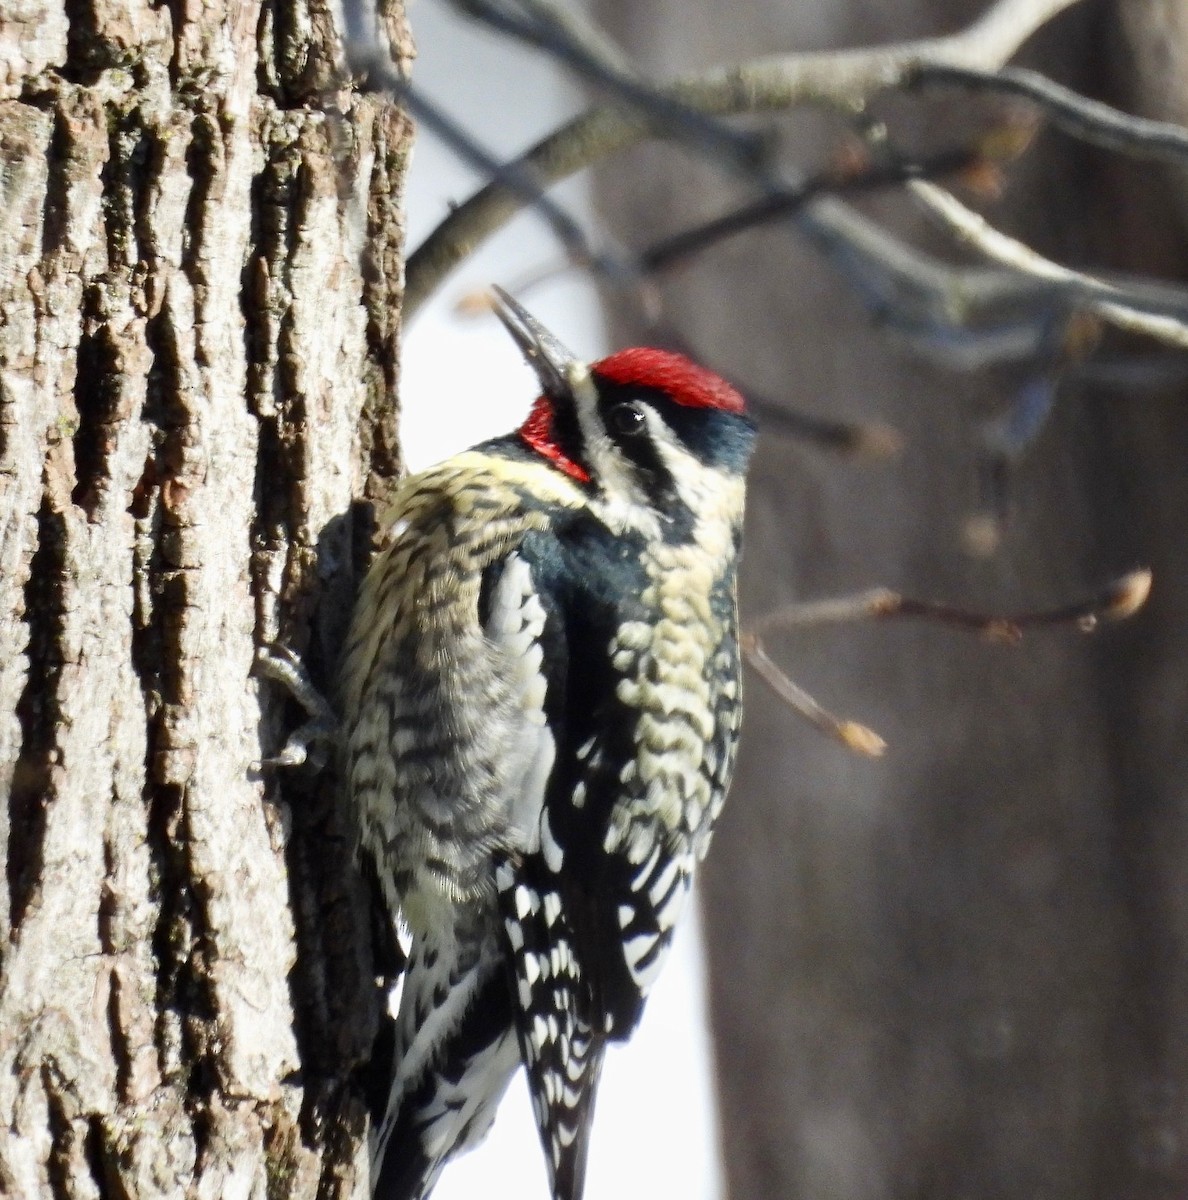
[483,551,556,853]
[540,808,565,872]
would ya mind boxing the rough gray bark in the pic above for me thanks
[591,1,1188,1198]
[0,2,409,1195]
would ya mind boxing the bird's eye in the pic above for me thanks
[610,401,646,437]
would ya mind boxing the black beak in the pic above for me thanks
[490,286,583,399]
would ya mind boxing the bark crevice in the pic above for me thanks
[9,497,68,935]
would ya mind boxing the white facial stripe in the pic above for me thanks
[648,412,748,544]
[573,375,663,539]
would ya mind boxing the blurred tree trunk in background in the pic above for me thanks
[593,1,1188,1197]
[0,2,408,1194]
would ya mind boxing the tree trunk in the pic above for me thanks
[0,3,409,1195]
[592,1,1188,1198]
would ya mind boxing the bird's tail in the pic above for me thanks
[533,1022,606,1200]
[371,934,519,1200]
[497,861,607,1200]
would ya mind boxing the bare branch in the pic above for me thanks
[784,195,1066,365]
[913,63,1188,168]
[405,0,1085,315]
[908,179,1188,349]
[743,568,1150,755]
[443,0,768,174]
[669,0,1082,113]
[748,396,904,459]
[740,632,888,757]
[637,145,979,275]
[482,141,1011,359]
[345,42,623,279]
[494,0,636,74]
[750,569,1151,641]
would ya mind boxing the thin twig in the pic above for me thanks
[913,63,1188,167]
[492,0,636,74]
[743,569,1151,755]
[908,179,1188,348]
[747,396,904,458]
[484,140,991,335]
[751,569,1151,640]
[444,0,768,174]
[405,0,1084,315]
[639,146,979,275]
[740,632,887,756]
[416,0,1168,373]
[347,45,620,278]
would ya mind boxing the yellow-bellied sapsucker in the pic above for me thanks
[340,289,755,1200]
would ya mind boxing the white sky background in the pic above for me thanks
[398,2,725,1198]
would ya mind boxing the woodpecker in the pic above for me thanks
[340,289,755,1200]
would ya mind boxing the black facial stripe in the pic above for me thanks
[594,389,675,507]
[550,393,590,476]
[649,394,756,472]
[596,379,757,476]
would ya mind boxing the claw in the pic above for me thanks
[254,645,337,771]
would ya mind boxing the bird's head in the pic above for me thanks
[492,287,755,537]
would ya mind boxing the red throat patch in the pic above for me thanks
[518,395,591,484]
[592,347,746,414]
